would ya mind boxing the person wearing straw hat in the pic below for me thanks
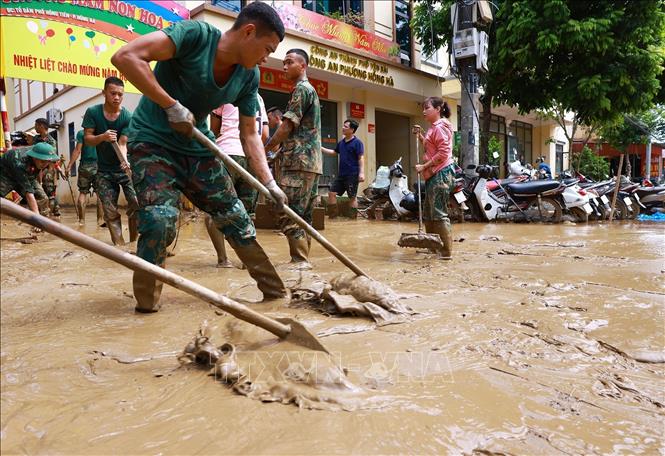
[412,97,455,260]
[1,142,59,217]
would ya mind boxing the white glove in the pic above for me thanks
[265,179,288,212]
[165,101,195,137]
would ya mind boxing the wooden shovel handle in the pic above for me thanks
[0,198,291,339]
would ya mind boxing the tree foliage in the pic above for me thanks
[577,146,610,181]
[412,0,665,127]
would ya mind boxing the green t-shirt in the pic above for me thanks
[82,104,132,173]
[75,129,97,162]
[127,20,260,156]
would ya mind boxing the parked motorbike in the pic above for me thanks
[470,164,567,223]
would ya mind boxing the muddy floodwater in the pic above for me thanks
[1,210,664,454]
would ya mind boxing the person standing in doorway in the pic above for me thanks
[413,96,454,260]
[321,118,364,219]
[82,76,138,245]
[265,49,321,267]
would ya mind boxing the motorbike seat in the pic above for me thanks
[506,180,561,195]
[636,185,665,197]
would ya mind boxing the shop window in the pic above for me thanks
[210,0,244,13]
[510,120,533,164]
[395,0,412,66]
[302,0,363,28]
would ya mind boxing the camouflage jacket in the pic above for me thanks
[281,79,322,174]
[0,148,40,194]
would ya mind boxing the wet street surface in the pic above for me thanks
[1,210,664,454]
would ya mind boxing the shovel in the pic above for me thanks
[192,129,370,279]
[397,125,445,251]
[0,198,329,354]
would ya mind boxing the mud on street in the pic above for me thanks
[1,211,664,454]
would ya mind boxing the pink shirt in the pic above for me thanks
[422,118,453,181]
[212,104,243,157]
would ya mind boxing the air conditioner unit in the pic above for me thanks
[46,108,63,128]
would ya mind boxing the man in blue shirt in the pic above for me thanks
[322,119,365,219]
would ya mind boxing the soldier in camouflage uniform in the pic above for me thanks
[66,129,104,226]
[32,118,61,216]
[0,143,60,218]
[112,5,289,313]
[82,77,138,245]
[413,97,455,260]
[265,48,321,267]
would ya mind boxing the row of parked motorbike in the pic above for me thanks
[362,158,665,223]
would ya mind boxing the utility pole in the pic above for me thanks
[455,0,481,169]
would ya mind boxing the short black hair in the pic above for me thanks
[286,48,309,65]
[104,76,124,89]
[232,2,285,41]
[267,106,282,115]
[35,118,49,128]
[344,119,359,132]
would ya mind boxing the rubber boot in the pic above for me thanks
[228,239,288,300]
[287,235,310,264]
[427,220,453,260]
[205,216,232,268]
[133,267,164,313]
[327,203,338,219]
[128,213,139,243]
[107,218,125,246]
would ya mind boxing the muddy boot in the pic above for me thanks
[228,239,288,300]
[107,218,125,246]
[128,214,139,243]
[427,220,453,260]
[287,234,311,266]
[327,203,338,219]
[133,269,163,313]
[205,216,232,268]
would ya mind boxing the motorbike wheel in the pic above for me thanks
[525,197,563,223]
[569,207,589,223]
[627,197,640,219]
[448,200,465,224]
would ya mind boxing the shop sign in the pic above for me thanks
[368,123,375,134]
[272,3,399,63]
[0,0,188,93]
[310,44,394,88]
[259,67,328,99]
[349,102,364,119]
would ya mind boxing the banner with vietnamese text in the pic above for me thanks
[0,0,189,92]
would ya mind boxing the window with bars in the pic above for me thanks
[210,0,244,13]
[510,120,533,164]
[395,0,412,66]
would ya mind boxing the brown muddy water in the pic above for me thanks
[1,209,664,454]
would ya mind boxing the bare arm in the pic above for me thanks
[321,146,336,156]
[261,123,269,144]
[84,127,116,147]
[25,193,39,214]
[265,118,294,152]
[210,113,222,138]
[358,155,365,182]
[68,142,82,175]
[239,114,273,185]
[111,30,178,109]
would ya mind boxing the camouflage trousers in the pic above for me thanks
[278,170,319,240]
[96,170,139,223]
[0,175,49,215]
[77,161,97,194]
[129,142,255,267]
[226,154,257,216]
[42,165,60,215]
[423,164,455,222]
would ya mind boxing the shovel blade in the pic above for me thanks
[398,233,444,251]
[276,318,330,354]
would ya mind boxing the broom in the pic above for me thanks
[398,125,445,251]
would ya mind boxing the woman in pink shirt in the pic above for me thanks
[413,96,455,260]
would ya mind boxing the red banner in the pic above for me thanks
[350,102,365,119]
[273,3,399,63]
[259,67,328,99]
